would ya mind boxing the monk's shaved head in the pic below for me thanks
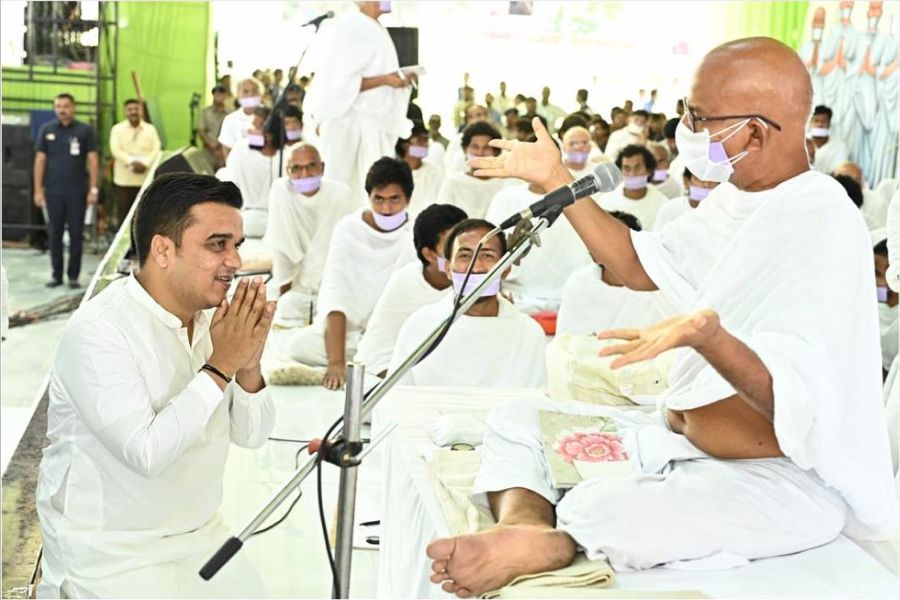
[688,37,812,191]
[289,142,321,163]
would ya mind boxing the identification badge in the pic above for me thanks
[46,133,56,141]
[69,137,80,156]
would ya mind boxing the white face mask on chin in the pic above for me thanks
[675,117,761,183]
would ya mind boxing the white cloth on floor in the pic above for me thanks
[652,175,682,199]
[557,264,662,336]
[409,161,444,217]
[652,196,695,230]
[354,260,450,376]
[812,137,850,174]
[217,108,254,149]
[36,275,274,598]
[437,171,512,219]
[285,208,413,365]
[472,396,848,571]
[880,304,899,372]
[630,170,896,540]
[388,296,548,387]
[485,184,593,313]
[263,177,353,293]
[597,184,668,231]
[302,10,411,207]
[220,140,281,238]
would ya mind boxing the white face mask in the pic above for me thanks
[675,117,761,183]
[812,27,824,42]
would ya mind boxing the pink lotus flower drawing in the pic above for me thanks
[555,431,628,464]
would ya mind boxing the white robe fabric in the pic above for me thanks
[861,185,893,231]
[812,137,850,175]
[286,208,413,366]
[485,184,592,313]
[437,171,512,219]
[388,296,548,388]
[880,304,899,373]
[263,177,353,293]
[603,128,643,163]
[443,132,466,175]
[556,264,662,336]
[217,109,254,149]
[354,260,450,376]
[597,184,668,231]
[668,153,687,187]
[630,170,896,539]
[651,174,682,199]
[219,140,281,238]
[36,276,274,598]
[653,196,695,230]
[302,10,411,207]
[409,160,444,217]
[887,191,900,294]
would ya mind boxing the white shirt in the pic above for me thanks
[812,137,850,174]
[437,171,512,219]
[879,303,899,372]
[653,196,696,230]
[409,160,445,217]
[36,276,274,594]
[604,127,643,163]
[354,260,450,375]
[217,108,255,149]
[598,184,668,230]
[651,173,683,199]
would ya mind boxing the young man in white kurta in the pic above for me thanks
[437,121,510,219]
[263,143,353,300]
[302,2,413,207]
[388,219,548,388]
[36,174,276,598]
[218,78,263,160]
[597,144,667,230]
[809,104,849,175]
[354,204,467,377]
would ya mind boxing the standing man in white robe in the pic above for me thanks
[653,169,719,230]
[355,204,467,377]
[302,1,413,207]
[598,144,667,230]
[36,173,276,598]
[810,105,850,174]
[537,86,566,135]
[264,143,352,302]
[286,157,415,390]
[218,78,264,161]
[560,126,593,178]
[388,219,548,388]
[438,122,510,219]
[426,38,896,596]
[647,141,682,199]
[397,120,444,217]
[557,211,661,336]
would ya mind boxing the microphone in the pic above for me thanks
[498,162,623,230]
[303,10,334,28]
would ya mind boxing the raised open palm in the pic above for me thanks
[597,309,721,369]
[468,117,569,189]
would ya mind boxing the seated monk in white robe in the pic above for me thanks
[397,120,444,217]
[597,144,668,230]
[485,183,592,314]
[437,122,511,219]
[425,38,897,597]
[557,211,661,336]
[647,141,684,199]
[354,204,467,377]
[653,169,720,230]
[388,219,548,388]
[286,157,415,390]
[264,143,352,309]
[561,126,594,179]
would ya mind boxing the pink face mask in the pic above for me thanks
[564,151,589,164]
[285,129,302,142]
[689,185,711,201]
[408,144,429,158]
[372,210,408,231]
[652,169,668,182]
[437,256,448,273]
[247,133,265,148]
[623,175,648,190]
[292,175,321,194]
[240,96,261,109]
[451,271,501,298]
[878,286,889,303]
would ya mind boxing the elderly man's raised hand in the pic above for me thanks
[468,117,571,190]
[208,277,275,378]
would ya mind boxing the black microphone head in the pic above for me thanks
[570,161,623,199]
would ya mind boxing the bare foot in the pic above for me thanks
[426,524,576,597]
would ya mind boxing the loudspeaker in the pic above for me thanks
[154,146,214,178]
[388,27,418,67]
[2,123,36,242]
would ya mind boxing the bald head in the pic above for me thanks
[287,142,324,181]
[833,161,863,186]
[562,126,591,149]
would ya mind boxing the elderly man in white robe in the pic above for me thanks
[388,218,548,388]
[218,78,264,161]
[355,204,467,378]
[286,157,415,390]
[560,125,594,178]
[598,144,668,230]
[397,120,444,217]
[647,141,682,199]
[264,143,352,322]
[557,211,660,336]
[653,168,720,230]
[302,1,413,207]
[809,104,849,174]
[36,173,276,598]
[438,122,511,219]
[485,181,592,314]
[424,38,896,597]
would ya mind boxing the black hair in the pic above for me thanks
[283,105,303,122]
[632,109,650,120]
[285,83,302,94]
[123,98,141,107]
[443,218,507,259]
[664,117,679,139]
[133,173,243,266]
[365,156,414,199]
[610,106,625,120]
[395,120,428,157]
[461,121,501,152]
[557,113,590,139]
[615,144,657,172]
[413,204,468,266]
[874,239,888,257]
[515,118,535,138]
[833,174,863,208]
[813,105,833,121]
[504,108,519,117]
[683,167,693,180]
[55,93,75,104]
[576,88,589,101]
[274,68,283,76]
[607,210,643,232]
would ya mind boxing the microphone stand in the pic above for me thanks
[199,216,553,598]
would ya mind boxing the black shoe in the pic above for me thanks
[68,280,81,289]
[46,279,63,288]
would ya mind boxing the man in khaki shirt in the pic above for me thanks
[198,85,232,171]
[109,99,161,226]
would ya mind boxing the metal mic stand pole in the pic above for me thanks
[200,219,551,598]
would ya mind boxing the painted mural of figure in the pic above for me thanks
[870,11,900,186]
[819,1,860,148]
[800,8,828,106]
[852,2,884,186]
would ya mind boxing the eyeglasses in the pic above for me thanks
[683,97,782,132]
[287,163,320,175]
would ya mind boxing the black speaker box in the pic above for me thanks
[388,27,419,67]
[154,146,214,178]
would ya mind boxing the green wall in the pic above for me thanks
[723,1,810,50]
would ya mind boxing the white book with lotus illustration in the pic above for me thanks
[538,411,636,489]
